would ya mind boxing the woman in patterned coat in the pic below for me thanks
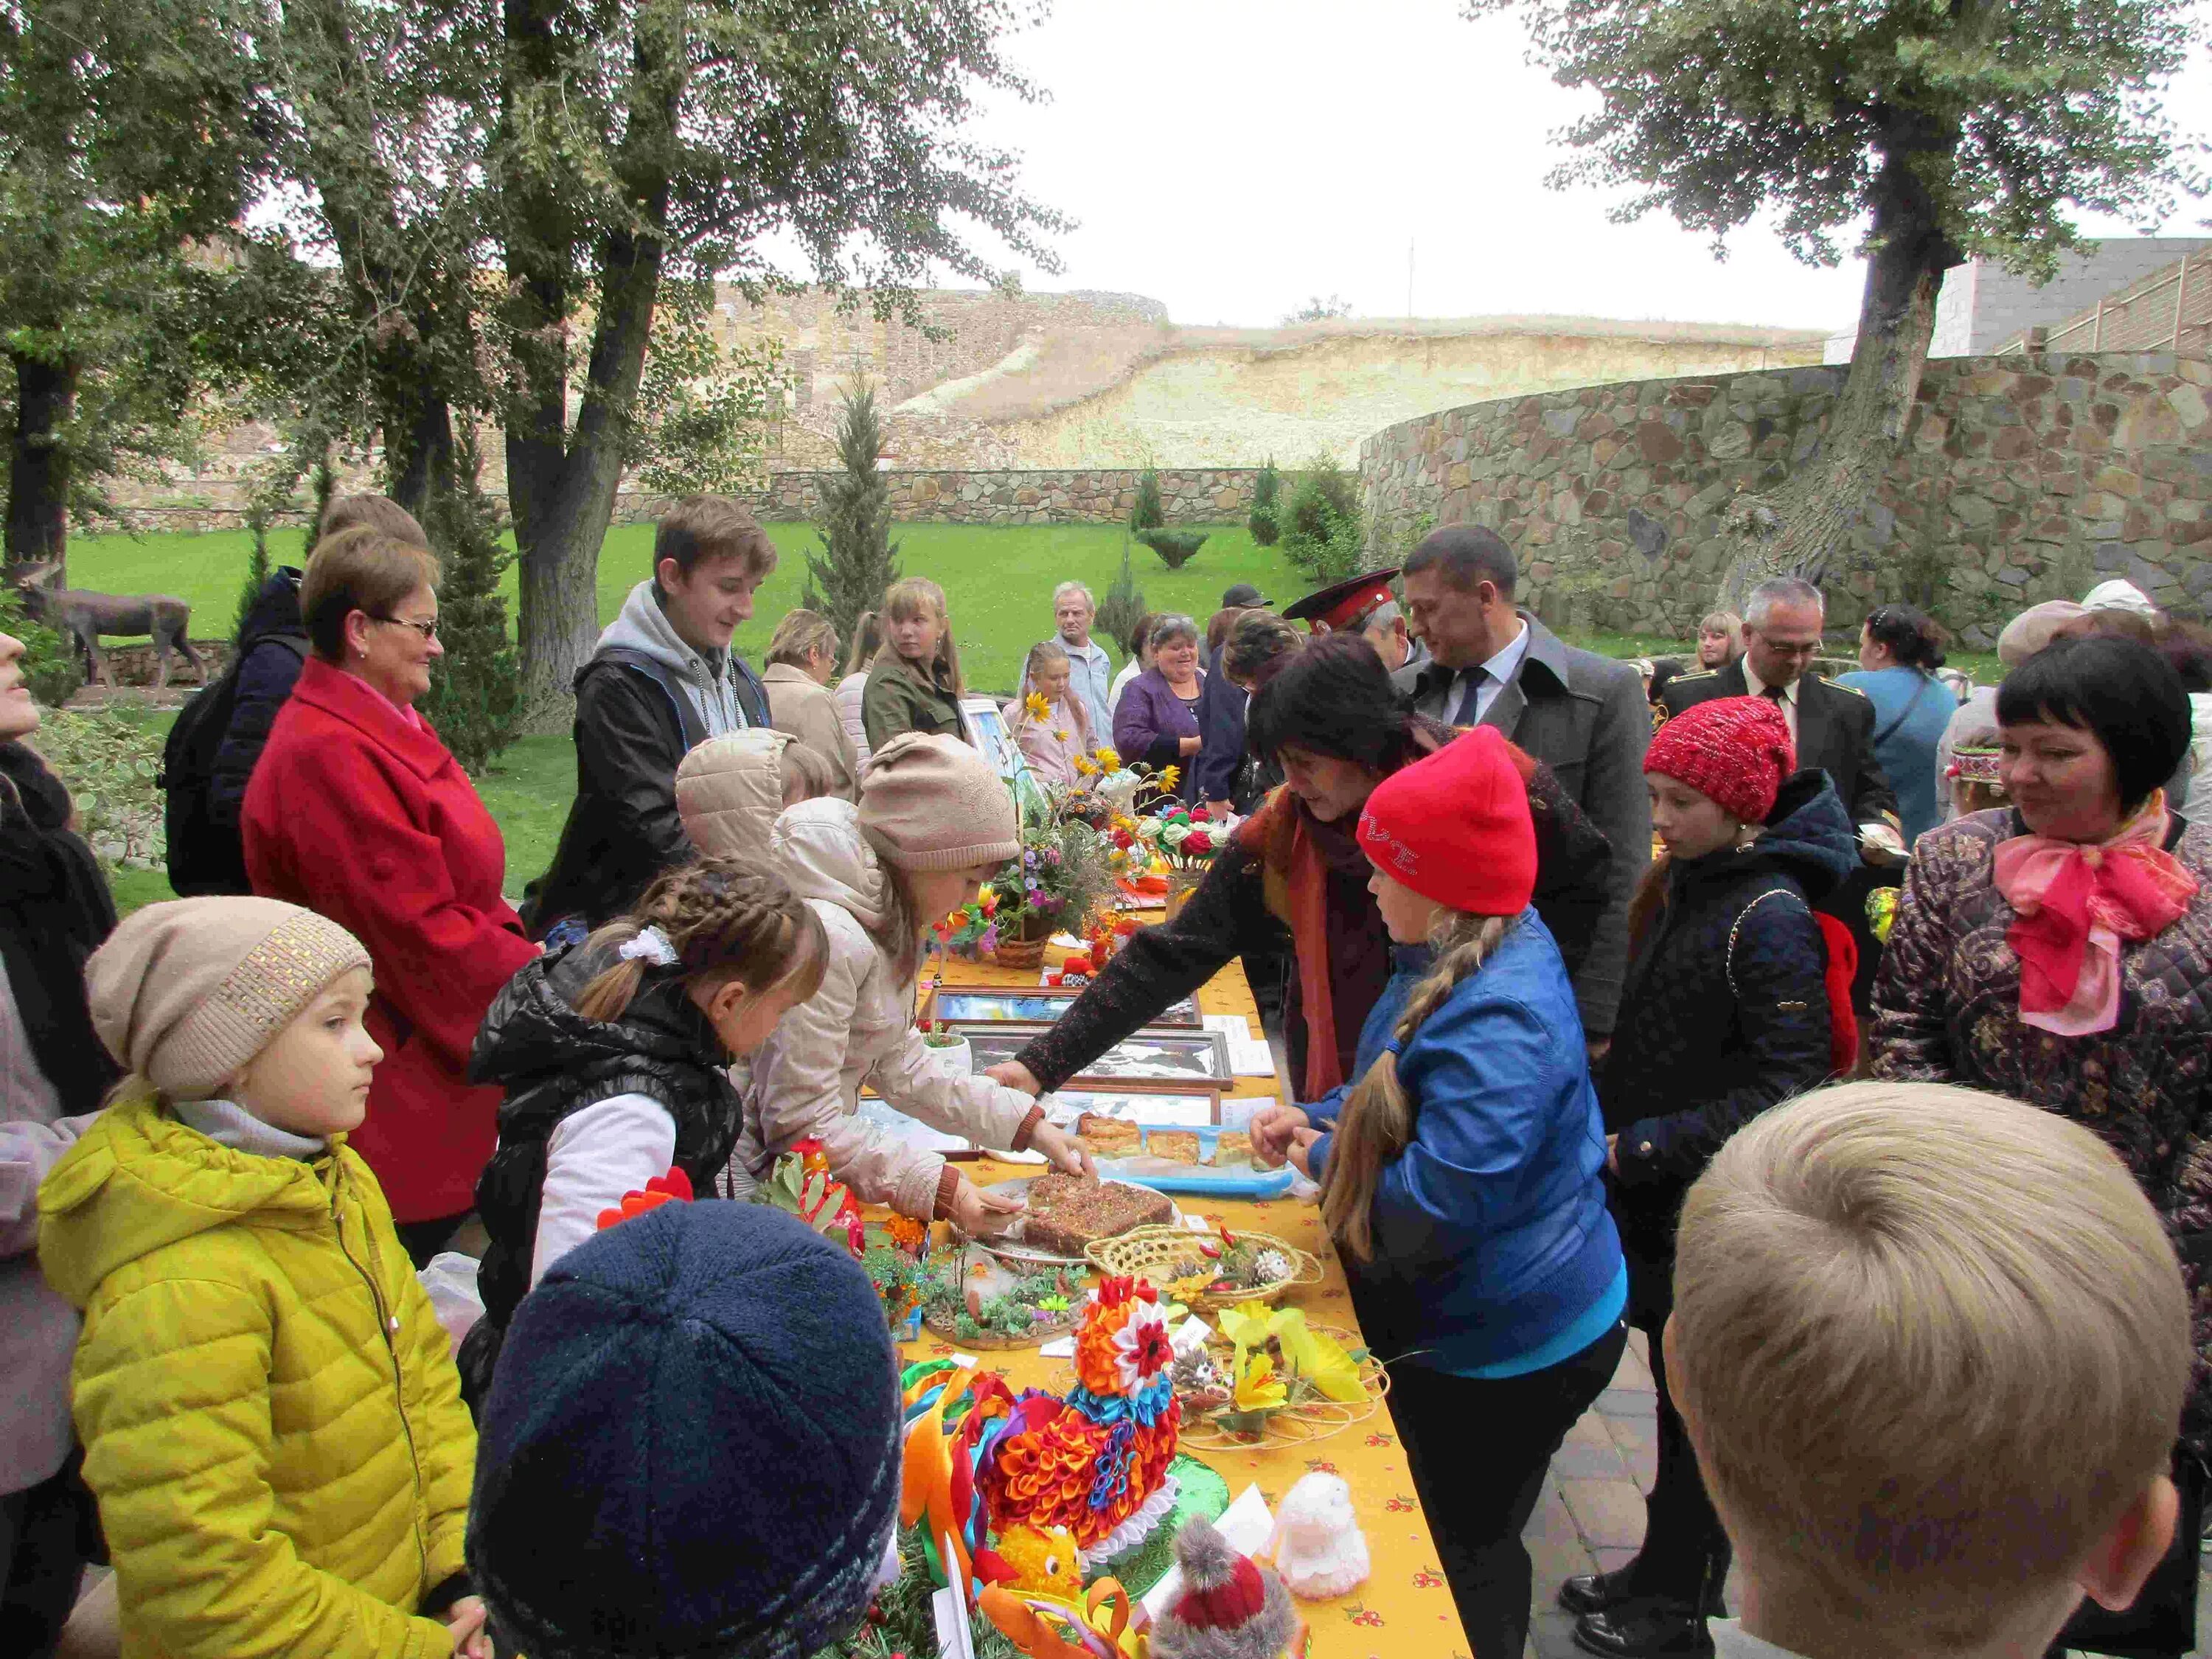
[1873,633,2212,1659]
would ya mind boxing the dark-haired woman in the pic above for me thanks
[1874,633,2212,1659]
[987,634,1613,1105]
[1840,604,1952,846]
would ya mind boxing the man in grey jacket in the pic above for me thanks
[527,495,775,937]
[1050,580,1116,740]
[1401,525,1650,1048]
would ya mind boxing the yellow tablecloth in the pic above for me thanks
[909,942,1466,1659]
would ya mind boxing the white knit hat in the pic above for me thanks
[856,734,1020,871]
[86,898,370,1099]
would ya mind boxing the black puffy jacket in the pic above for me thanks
[210,568,308,830]
[1600,771,1857,1261]
[456,939,742,1407]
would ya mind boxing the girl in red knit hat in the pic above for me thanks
[1249,724,1627,1659]
[1559,695,1857,1659]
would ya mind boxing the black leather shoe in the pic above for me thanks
[1573,1605,1717,1659]
[1558,1565,1640,1615]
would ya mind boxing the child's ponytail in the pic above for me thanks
[1320,909,1514,1262]
[572,858,828,1026]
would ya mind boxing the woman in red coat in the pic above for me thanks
[244,526,537,1262]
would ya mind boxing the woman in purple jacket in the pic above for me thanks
[1113,613,1205,804]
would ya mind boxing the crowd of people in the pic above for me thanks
[3,486,2210,1659]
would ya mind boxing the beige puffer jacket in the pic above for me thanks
[675,729,791,858]
[736,797,1034,1217]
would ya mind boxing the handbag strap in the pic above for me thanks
[1873,673,1940,748]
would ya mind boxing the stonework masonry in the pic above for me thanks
[1359,352,2212,649]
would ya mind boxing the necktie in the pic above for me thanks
[1450,668,1486,727]
[1761,684,1784,703]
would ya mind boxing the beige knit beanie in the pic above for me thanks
[857,732,1020,871]
[86,897,372,1100]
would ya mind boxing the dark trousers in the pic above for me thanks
[1388,1319,1628,1659]
[1621,1248,1733,1613]
[1,1453,96,1659]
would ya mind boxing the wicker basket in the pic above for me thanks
[922,1305,1083,1351]
[1176,1326,1392,1452]
[1164,868,1203,920]
[1085,1225,1322,1311]
[991,933,1049,971]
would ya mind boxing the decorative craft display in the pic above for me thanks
[749,1138,933,1329]
[979,1578,1150,1659]
[922,1248,1089,1350]
[1147,1516,1304,1659]
[1086,1225,1321,1312]
[975,1277,1184,1561]
[1175,1303,1390,1453]
[1268,1472,1371,1601]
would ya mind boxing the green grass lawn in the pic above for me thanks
[69,521,1307,695]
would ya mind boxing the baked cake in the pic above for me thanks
[1074,1114,1141,1157]
[1023,1173,1172,1258]
[1147,1130,1201,1164]
[1214,1131,1252,1166]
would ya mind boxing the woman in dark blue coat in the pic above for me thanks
[1567,695,1855,1659]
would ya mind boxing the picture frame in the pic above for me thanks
[931,987,1201,1029]
[959,695,1049,819]
[953,1024,1232,1088]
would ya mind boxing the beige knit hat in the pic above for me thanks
[86,898,372,1100]
[857,733,1020,871]
[1997,599,2089,667]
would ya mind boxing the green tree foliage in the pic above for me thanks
[0,585,83,707]
[0,0,281,575]
[415,432,522,774]
[1135,528,1209,571]
[1470,0,2202,600]
[1248,457,1281,546]
[1096,537,1149,661]
[1130,467,1165,532]
[233,506,274,644]
[1279,456,1366,583]
[801,383,902,653]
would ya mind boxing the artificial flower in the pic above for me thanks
[1037,1294,1070,1313]
[1111,1300,1175,1389]
[1183,829,1213,855]
[1273,1310,1366,1403]
[1234,1352,1288,1412]
[978,887,999,917]
[1220,1300,1279,1367]
[1161,821,1192,850]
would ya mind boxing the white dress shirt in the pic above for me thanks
[1450,619,1533,726]
[1741,658,1801,743]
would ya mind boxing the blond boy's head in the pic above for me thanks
[1671,1081,2189,1658]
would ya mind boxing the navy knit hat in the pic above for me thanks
[467,1201,903,1659]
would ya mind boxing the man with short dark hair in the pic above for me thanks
[529,495,776,937]
[1400,525,1650,1046]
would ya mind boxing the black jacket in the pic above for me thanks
[526,648,770,934]
[210,568,308,830]
[1659,661,1899,832]
[0,744,117,1115]
[458,940,743,1405]
[1600,771,1856,1261]
[1405,613,1650,1038]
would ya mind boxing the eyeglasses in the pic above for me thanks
[372,614,439,641]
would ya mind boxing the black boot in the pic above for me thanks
[1558,1564,1641,1616]
[1572,1603,1718,1659]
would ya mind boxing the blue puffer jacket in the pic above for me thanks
[1307,910,1622,1373]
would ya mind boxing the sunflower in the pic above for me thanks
[1095,748,1122,775]
[1025,692,1051,722]
[1074,755,1099,777]
[1157,765,1181,791]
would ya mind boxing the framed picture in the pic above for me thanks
[953,1025,1232,1088]
[1046,1088,1220,1127]
[960,695,1049,819]
[931,987,1201,1029]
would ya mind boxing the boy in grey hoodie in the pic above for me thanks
[528,496,775,938]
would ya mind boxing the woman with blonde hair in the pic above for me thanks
[1003,639,1093,786]
[862,577,966,749]
[1696,611,1742,669]
[762,608,862,799]
[1250,725,1624,1659]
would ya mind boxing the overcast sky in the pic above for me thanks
[966,0,2212,335]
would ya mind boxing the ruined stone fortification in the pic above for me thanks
[1360,352,2212,647]
[112,285,1824,524]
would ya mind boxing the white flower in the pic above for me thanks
[1112,1300,1174,1390]
[1161,821,1192,850]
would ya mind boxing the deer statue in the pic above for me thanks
[11,561,207,690]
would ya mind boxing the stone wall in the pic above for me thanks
[1359,352,2212,647]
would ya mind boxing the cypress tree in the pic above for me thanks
[801,383,902,650]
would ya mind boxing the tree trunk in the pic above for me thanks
[6,352,76,577]
[1714,131,1962,614]
[506,14,679,725]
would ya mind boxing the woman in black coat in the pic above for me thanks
[1566,696,1856,1659]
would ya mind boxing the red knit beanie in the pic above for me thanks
[1356,726,1537,916]
[1646,696,1795,824]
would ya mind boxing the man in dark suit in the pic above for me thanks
[1400,526,1651,1048]
[1659,574,1905,1014]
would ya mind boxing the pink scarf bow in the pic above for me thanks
[1992,795,2198,1035]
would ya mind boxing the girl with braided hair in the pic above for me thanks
[456,858,829,1408]
[1249,726,1624,1659]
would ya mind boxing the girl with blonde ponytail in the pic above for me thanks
[1250,726,1625,1659]
[457,858,829,1409]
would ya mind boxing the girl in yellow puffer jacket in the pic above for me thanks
[38,897,487,1659]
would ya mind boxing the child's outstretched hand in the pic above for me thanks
[445,1595,493,1658]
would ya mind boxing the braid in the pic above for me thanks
[572,858,828,1026]
[1320,910,1514,1262]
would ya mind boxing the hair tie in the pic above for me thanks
[618,925,680,967]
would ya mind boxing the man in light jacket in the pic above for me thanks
[1049,581,1116,741]
[1401,525,1650,1050]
